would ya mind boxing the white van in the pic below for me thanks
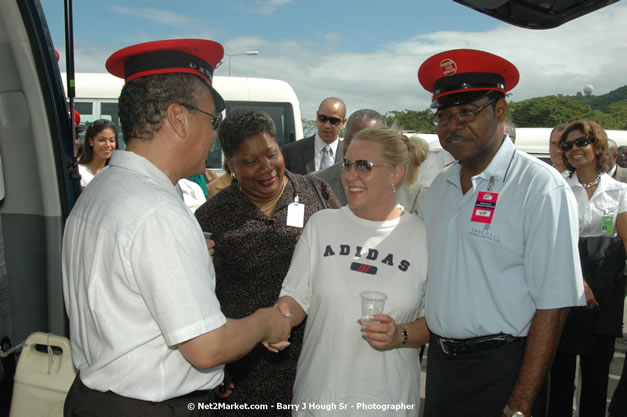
[514,127,627,163]
[62,72,304,169]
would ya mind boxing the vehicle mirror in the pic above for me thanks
[453,0,620,29]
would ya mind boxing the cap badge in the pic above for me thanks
[440,58,457,76]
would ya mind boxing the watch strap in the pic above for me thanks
[399,325,408,345]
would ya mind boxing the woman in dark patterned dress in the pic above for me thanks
[195,109,340,415]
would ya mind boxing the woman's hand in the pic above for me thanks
[583,280,599,310]
[262,302,292,353]
[360,314,401,351]
[213,370,235,399]
[206,238,215,258]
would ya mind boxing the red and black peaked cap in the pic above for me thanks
[418,49,519,110]
[106,39,226,112]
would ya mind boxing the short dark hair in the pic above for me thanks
[118,73,209,144]
[345,109,386,132]
[80,119,119,164]
[218,109,277,159]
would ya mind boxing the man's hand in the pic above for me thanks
[262,302,292,352]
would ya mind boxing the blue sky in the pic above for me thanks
[42,0,627,120]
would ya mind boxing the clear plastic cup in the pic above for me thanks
[360,291,387,324]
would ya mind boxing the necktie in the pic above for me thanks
[320,145,334,170]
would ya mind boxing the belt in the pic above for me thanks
[432,333,526,356]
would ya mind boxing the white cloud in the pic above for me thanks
[68,2,627,124]
[220,2,627,121]
[108,5,193,26]
[251,0,292,15]
[324,32,342,43]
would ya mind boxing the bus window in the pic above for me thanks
[100,101,124,147]
[227,101,297,148]
[206,136,223,169]
[74,101,93,125]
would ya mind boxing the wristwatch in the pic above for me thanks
[503,404,525,417]
[399,325,408,345]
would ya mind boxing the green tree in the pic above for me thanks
[607,100,627,130]
[508,96,600,127]
[384,109,437,134]
[302,119,317,137]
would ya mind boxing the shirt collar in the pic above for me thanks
[314,133,339,155]
[444,135,515,188]
[108,150,180,199]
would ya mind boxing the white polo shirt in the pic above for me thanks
[418,138,585,339]
[566,172,627,237]
[63,150,226,401]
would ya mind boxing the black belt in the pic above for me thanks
[432,332,526,356]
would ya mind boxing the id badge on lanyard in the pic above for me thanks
[287,195,304,228]
[471,176,499,224]
[601,215,614,236]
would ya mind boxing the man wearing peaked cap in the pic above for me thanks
[416,49,585,417]
[62,39,291,417]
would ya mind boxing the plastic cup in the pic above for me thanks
[360,291,387,324]
[203,232,212,240]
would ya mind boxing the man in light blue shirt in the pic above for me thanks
[417,49,585,417]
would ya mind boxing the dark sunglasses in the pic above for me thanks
[179,103,222,130]
[342,159,393,172]
[317,113,343,126]
[560,136,596,152]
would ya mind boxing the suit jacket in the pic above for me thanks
[313,162,346,205]
[282,135,343,175]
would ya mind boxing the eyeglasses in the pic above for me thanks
[560,136,596,152]
[431,98,496,127]
[179,103,222,130]
[342,159,393,172]
[317,113,343,126]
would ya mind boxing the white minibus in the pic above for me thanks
[62,72,304,170]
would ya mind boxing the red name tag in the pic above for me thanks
[471,191,499,224]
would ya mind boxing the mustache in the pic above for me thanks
[444,133,467,142]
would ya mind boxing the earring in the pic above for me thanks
[230,171,236,180]
[392,183,396,193]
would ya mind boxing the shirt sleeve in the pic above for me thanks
[523,184,585,309]
[130,206,226,346]
[619,186,627,214]
[279,218,315,313]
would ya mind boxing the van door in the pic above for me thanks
[0,0,79,377]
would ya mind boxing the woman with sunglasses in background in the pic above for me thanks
[194,109,339,415]
[78,119,119,189]
[274,126,429,416]
[548,119,627,417]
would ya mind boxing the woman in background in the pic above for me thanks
[194,109,339,415]
[549,119,627,417]
[78,119,118,189]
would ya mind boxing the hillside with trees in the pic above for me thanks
[376,85,627,134]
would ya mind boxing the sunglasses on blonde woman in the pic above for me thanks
[342,159,393,172]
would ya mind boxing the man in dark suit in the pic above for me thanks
[314,109,386,205]
[282,97,346,174]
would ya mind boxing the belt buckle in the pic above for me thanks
[438,337,454,355]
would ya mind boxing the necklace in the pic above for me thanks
[259,176,288,212]
[581,174,601,189]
